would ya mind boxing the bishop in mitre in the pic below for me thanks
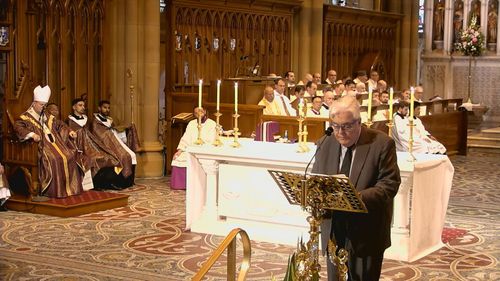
[14,85,84,198]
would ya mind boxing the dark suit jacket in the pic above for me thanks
[312,126,400,256]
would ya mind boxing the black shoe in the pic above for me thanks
[0,204,8,212]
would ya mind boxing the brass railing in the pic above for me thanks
[192,228,251,281]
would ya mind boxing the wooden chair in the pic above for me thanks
[3,109,39,196]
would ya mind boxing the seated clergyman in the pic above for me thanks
[392,101,446,154]
[258,86,283,115]
[90,100,140,189]
[14,85,83,198]
[171,107,217,190]
[67,98,122,190]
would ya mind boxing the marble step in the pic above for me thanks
[467,136,500,147]
[468,144,500,154]
[479,127,500,138]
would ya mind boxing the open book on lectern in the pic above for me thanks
[268,170,368,214]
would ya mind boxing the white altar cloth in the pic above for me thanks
[185,140,454,262]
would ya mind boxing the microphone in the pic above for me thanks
[304,126,334,179]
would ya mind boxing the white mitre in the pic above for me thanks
[33,85,51,103]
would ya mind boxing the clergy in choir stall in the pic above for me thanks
[297,73,313,86]
[344,79,356,93]
[367,70,379,91]
[46,103,60,119]
[67,98,121,190]
[284,70,296,87]
[171,107,217,190]
[273,78,296,116]
[14,85,84,198]
[307,95,329,117]
[377,79,387,92]
[353,70,368,84]
[312,96,400,281]
[355,82,367,95]
[312,73,322,85]
[258,86,283,115]
[322,90,335,111]
[333,81,345,98]
[0,163,10,212]
[90,100,140,188]
[323,69,337,85]
[304,81,317,98]
[414,86,425,102]
[392,101,447,154]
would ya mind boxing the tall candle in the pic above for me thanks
[234,82,238,113]
[216,80,221,111]
[410,86,415,119]
[198,79,203,108]
[389,87,394,121]
[367,86,372,120]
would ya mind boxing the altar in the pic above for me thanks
[185,139,454,262]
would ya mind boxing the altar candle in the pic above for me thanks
[216,80,221,111]
[234,82,238,113]
[367,86,373,120]
[198,79,203,108]
[389,87,394,121]
[410,86,415,119]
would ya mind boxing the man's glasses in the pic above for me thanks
[331,120,360,132]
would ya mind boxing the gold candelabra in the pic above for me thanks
[212,111,223,147]
[407,119,416,162]
[296,115,310,153]
[194,109,204,145]
[231,113,241,148]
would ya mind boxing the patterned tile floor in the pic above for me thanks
[0,153,499,280]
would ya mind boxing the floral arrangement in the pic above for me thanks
[455,16,485,56]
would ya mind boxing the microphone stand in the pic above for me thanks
[32,107,50,202]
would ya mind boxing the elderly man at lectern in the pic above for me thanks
[312,96,400,281]
[14,85,84,198]
[171,107,217,190]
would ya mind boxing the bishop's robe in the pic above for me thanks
[89,114,137,179]
[67,114,121,177]
[14,109,83,198]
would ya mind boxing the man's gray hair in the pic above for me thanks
[329,96,361,120]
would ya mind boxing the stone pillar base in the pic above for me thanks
[136,141,165,178]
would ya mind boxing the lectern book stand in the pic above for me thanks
[268,170,368,281]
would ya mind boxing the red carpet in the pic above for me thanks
[44,190,125,206]
[441,227,467,243]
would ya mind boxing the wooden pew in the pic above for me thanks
[260,115,329,142]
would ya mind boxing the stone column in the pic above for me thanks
[424,0,434,53]
[298,0,312,80]
[136,0,164,177]
[444,0,454,53]
[309,0,324,75]
[497,4,500,55]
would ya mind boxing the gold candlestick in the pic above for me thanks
[386,121,394,138]
[194,110,204,145]
[231,113,241,148]
[296,115,310,153]
[365,118,373,128]
[212,111,223,147]
[302,125,310,152]
[407,119,416,162]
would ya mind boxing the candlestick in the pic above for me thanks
[407,118,416,162]
[410,86,415,119]
[389,87,394,121]
[231,113,241,148]
[298,99,304,117]
[234,82,238,114]
[194,110,204,145]
[213,111,223,147]
[367,86,372,120]
[198,79,203,108]
[216,80,221,111]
